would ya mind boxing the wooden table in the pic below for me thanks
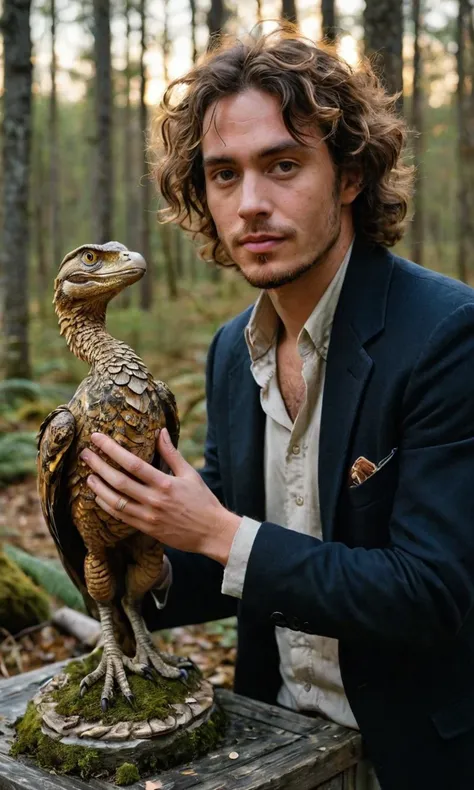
[0,661,362,789]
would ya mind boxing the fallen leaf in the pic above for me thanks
[145,781,163,790]
[181,769,197,775]
[229,751,239,760]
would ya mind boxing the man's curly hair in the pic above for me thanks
[149,26,413,265]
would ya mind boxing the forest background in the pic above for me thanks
[0,0,471,681]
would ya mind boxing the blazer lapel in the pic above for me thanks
[228,347,266,521]
[319,240,394,540]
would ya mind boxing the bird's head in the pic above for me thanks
[54,241,146,310]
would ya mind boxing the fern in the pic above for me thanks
[0,431,37,484]
[0,379,42,406]
[4,545,86,612]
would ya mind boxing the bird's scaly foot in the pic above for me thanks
[128,631,193,682]
[80,645,137,710]
[122,596,193,682]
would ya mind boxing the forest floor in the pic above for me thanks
[0,476,237,687]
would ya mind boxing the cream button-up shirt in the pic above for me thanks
[222,240,358,730]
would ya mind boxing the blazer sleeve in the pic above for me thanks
[241,302,474,649]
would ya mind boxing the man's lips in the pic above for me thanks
[240,237,286,253]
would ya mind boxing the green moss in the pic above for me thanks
[54,649,202,724]
[11,701,100,779]
[115,762,140,785]
[0,551,50,634]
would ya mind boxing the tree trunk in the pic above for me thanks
[1,0,33,379]
[456,0,474,284]
[207,0,227,46]
[281,0,298,24]
[49,0,61,269]
[34,128,49,314]
[321,0,336,42]
[364,0,403,110]
[411,0,424,267]
[93,0,113,242]
[174,226,184,279]
[189,0,197,63]
[160,0,178,300]
[139,0,154,308]
[121,0,134,308]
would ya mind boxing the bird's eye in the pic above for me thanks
[82,251,97,265]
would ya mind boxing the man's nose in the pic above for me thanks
[237,174,272,220]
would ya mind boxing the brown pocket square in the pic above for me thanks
[349,448,397,488]
[349,456,377,487]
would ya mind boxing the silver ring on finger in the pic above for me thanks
[116,496,129,513]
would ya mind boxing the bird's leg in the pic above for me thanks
[122,594,190,679]
[80,548,152,709]
[122,537,191,680]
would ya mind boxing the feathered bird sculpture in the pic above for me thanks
[37,241,188,711]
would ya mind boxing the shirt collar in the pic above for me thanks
[245,237,354,363]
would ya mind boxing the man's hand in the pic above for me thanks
[80,429,241,565]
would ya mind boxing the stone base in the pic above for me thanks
[33,669,215,771]
[11,652,225,783]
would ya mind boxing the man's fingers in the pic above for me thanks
[94,495,153,535]
[89,433,160,485]
[158,428,187,475]
[81,447,152,503]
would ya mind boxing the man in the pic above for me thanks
[80,29,474,789]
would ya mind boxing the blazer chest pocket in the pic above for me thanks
[347,447,398,509]
[342,449,398,548]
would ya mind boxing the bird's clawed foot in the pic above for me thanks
[79,647,137,711]
[130,633,193,682]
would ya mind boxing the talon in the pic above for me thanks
[179,668,189,682]
[126,693,135,708]
[80,680,88,697]
[101,697,109,712]
[142,666,155,681]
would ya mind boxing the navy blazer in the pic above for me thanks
[146,238,474,789]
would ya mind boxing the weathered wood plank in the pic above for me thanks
[193,727,361,790]
[0,752,105,790]
[217,690,320,735]
[317,775,344,790]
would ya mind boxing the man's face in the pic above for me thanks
[202,88,356,289]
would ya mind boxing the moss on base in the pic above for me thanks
[11,701,100,779]
[115,762,140,785]
[0,551,50,634]
[54,649,202,724]
[10,652,227,784]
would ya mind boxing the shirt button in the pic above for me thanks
[292,445,300,455]
[296,495,304,506]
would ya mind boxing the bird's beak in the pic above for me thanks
[122,251,146,274]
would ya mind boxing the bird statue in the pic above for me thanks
[37,241,188,712]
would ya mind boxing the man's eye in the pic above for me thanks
[215,170,235,183]
[275,161,296,173]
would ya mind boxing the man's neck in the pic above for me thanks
[269,226,354,344]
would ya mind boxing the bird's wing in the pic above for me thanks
[152,380,180,473]
[37,406,95,616]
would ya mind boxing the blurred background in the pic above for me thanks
[0,0,468,682]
